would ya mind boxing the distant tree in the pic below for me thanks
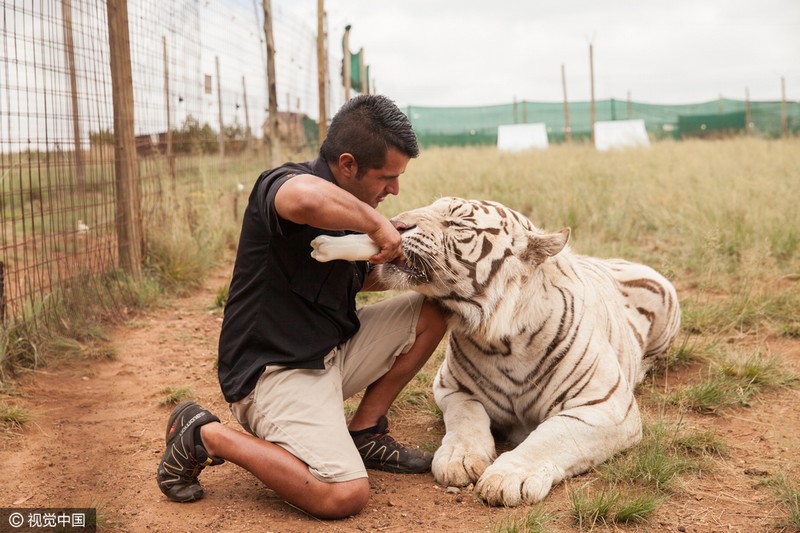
[89,128,115,146]
[173,115,217,154]
[223,120,246,154]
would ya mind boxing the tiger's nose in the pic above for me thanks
[391,218,416,233]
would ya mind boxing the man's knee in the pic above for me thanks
[311,478,370,519]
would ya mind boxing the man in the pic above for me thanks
[156,95,447,519]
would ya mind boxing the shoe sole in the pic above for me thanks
[363,460,432,474]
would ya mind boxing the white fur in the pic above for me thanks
[379,197,681,506]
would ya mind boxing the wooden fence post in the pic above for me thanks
[0,261,5,322]
[317,0,328,147]
[216,56,225,160]
[162,35,176,185]
[107,0,142,279]
[242,76,252,151]
[745,87,752,134]
[62,0,86,191]
[561,63,571,144]
[781,77,788,138]
[343,25,351,101]
[262,0,280,167]
[589,43,596,146]
[358,47,367,94]
[513,97,518,124]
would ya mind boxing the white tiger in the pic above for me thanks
[377,197,681,506]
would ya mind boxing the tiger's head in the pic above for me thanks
[377,197,570,338]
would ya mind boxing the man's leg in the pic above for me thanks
[159,355,376,518]
[348,297,446,431]
[158,295,445,516]
[199,422,369,519]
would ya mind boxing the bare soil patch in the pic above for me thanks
[2,262,799,532]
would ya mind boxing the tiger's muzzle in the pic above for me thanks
[386,250,430,283]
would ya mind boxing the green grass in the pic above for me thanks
[365,138,800,526]
[600,419,712,491]
[0,151,246,385]
[569,484,663,528]
[491,505,554,533]
[762,475,800,531]
[213,285,229,309]
[2,138,800,527]
[781,322,800,338]
[559,418,725,527]
[681,285,800,336]
[668,351,798,414]
[158,386,194,406]
[0,401,32,429]
[672,428,728,457]
[0,270,156,385]
[4,138,799,379]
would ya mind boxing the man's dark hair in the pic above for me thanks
[320,95,419,176]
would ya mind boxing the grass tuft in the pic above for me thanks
[214,285,229,309]
[601,419,703,491]
[612,491,663,523]
[780,322,800,338]
[146,233,210,294]
[572,417,723,525]
[569,482,664,528]
[762,475,800,531]
[0,401,32,429]
[159,386,194,406]
[491,505,553,533]
[673,429,728,457]
[569,485,618,528]
[669,351,798,413]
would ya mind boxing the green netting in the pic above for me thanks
[404,99,799,147]
[348,50,369,93]
[302,115,319,151]
[678,111,746,138]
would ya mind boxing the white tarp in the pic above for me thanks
[594,119,650,151]
[497,123,549,151]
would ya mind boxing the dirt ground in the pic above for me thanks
[2,261,799,532]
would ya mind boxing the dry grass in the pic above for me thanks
[383,137,800,340]
[377,137,800,526]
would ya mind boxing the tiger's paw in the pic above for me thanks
[475,463,557,506]
[431,440,493,487]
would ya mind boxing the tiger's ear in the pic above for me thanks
[524,227,570,263]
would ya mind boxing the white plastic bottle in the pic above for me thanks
[310,234,380,262]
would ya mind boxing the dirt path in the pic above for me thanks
[2,262,799,532]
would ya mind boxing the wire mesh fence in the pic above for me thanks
[1,1,796,345]
[0,0,345,336]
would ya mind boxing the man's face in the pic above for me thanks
[339,148,410,208]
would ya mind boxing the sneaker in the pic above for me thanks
[156,401,224,502]
[351,416,432,474]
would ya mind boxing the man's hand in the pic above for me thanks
[367,218,402,264]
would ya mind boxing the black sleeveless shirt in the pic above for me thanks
[217,157,368,403]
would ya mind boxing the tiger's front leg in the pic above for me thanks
[431,362,496,487]
[475,392,643,506]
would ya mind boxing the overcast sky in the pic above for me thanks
[277,0,800,107]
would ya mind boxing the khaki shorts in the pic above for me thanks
[229,292,425,483]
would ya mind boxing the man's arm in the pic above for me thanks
[274,174,401,263]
